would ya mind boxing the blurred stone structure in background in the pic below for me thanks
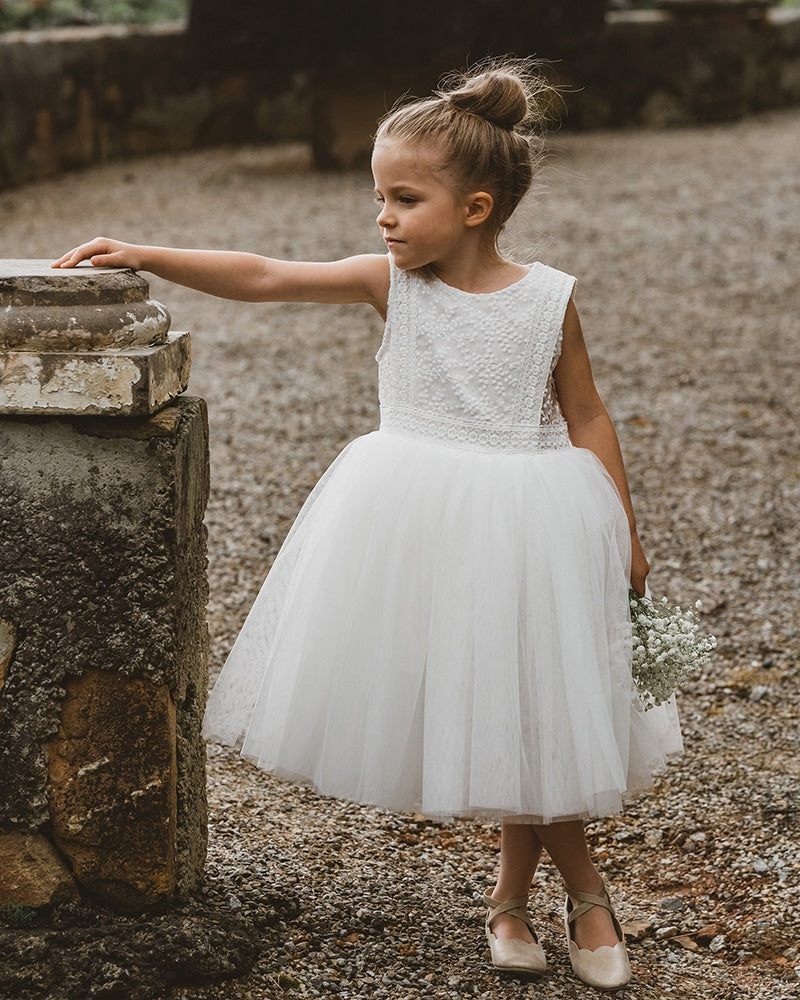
[0,1,798,188]
[0,261,209,913]
[185,0,603,168]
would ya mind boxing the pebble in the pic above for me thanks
[673,934,700,952]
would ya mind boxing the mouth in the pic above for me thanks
[384,237,403,247]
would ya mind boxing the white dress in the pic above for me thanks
[202,259,683,824]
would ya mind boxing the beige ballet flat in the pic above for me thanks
[563,881,631,991]
[483,891,547,975]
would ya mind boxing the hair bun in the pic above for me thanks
[441,69,529,130]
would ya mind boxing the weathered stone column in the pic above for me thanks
[0,261,209,913]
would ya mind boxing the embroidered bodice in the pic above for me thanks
[377,260,576,453]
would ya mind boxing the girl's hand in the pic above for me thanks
[630,530,650,597]
[51,238,143,271]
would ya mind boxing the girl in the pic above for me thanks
[54,60,682,991]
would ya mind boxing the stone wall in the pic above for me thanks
[567,8,800,128]
[0,22,310,190]
[0,10,799,187]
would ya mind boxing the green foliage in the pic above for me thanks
[0,0,188,32]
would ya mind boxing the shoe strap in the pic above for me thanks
[564,883,617,925]
[483,892,536,937]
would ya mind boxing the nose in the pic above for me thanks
[376,203,393,229]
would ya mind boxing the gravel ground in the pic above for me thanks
[1,108,798,999]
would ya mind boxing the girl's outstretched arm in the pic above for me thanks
[554,300,650,595]
[52,239,390,316]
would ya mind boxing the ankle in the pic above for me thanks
[491,881,531,902]
[565,871,605,897]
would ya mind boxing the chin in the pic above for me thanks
[390,252,430,273]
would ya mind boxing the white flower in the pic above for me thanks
[629,590,716,710]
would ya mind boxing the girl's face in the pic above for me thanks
[372,140,472,272]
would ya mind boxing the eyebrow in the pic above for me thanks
[373,182,425,195]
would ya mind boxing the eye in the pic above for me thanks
[373,195,385,205]
[399,196,417,205]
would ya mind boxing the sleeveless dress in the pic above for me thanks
[202,259,683,824]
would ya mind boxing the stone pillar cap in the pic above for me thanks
[0,260,170,351]
[0,259,189,416]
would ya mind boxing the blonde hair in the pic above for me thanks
[374,59,558,246]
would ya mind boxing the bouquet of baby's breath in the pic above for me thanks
[629,590,716,710]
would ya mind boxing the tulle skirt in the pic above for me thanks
[202,430,682,823]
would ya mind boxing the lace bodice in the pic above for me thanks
[377,260,576,452]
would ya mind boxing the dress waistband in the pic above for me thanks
[379,405,571,455]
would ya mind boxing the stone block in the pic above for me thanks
[0,331,191,416]
[0,397,209,900]
[48,670,177,911]
[639,90,691,128]
[0,832,78,907]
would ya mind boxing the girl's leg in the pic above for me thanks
[532,819,620,950]
[489,822,543,942]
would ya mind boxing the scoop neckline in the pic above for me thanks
[431,262,539,296]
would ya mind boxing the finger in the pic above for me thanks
[51,249,81,268]
[89,254,118,268]
[51,239,109,268]
[51,247,94,268]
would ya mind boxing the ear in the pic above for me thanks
[464,191,494,228]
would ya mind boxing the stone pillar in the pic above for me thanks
[0,261,209,913]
